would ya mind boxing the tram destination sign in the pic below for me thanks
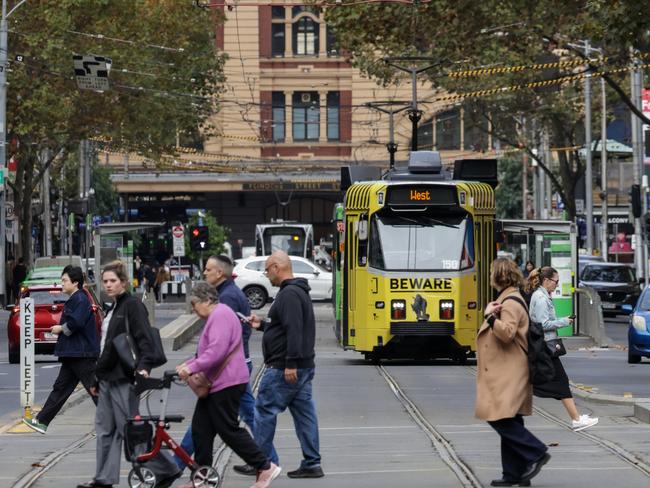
[387,185,457,206]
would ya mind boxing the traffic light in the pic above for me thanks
[631,184,642,219]
[644,213,650,241]
[189,225,209,251]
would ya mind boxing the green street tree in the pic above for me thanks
[6,0,226,262]
[325,0,650,220]
[184,211,229,262]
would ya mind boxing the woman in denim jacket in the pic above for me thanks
[526,266,598,432]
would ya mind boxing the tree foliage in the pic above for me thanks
[495,155,524,220]
[325,0,650,220]
[7,0,226,261]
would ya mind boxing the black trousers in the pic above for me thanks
[488,415,547,481]
[37,357,98,426]
[192,384,269,470]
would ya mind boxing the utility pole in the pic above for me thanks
[600,78,608,261]
[365,101,411,169]
[522,152,528,218]
[383,57,442,151]
[41,149,53,257]
[0,0,27,305]
[584,41,594,254]
[631,49,644,281]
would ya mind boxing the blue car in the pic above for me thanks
[628,288,650,363]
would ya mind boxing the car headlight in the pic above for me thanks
[632,315,647,332]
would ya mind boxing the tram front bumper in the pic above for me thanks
[390,322,455,336]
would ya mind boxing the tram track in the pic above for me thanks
[10,364,267,488]
[463,365,650,479]
[533,404,650,477]
[376,365,483,488]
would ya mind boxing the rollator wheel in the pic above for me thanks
[191,465,220,487]
[128,467,156,488]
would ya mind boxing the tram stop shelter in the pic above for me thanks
[92,222,164,299]
[498,219,578,337]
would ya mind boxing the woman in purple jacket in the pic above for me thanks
[176,282,280,488]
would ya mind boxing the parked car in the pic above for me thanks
[579,262,640,316]
[578,254,605,277]
[6,284,103,364]
[628,286,650,363]
[234,256,333,309]
[23,266,66,286]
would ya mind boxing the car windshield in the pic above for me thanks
[582,265,635,283]
[26,290,70,305]
[369,212,473,271]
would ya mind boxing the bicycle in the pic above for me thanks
[125,370,220,488]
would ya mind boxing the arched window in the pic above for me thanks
[293,17,318,56]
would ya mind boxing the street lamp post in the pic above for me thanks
[0,0,27,305]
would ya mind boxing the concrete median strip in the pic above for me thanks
[159,313,204,351]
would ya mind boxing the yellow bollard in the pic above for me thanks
[24,406,33,420]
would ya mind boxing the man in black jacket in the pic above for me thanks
[23,266,99,434]
[249,251,324,479]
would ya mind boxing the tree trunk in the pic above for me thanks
[20,154,35,265]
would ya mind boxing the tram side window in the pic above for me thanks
[357,216,369,266]
[369,216,384,268]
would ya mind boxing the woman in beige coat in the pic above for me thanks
[476,258,549,487]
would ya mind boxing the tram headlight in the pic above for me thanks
[440,300,454,320]
[391,300,406,320]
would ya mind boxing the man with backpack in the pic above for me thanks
[475,258,550,487]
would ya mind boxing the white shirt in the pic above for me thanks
[100,309,113,354]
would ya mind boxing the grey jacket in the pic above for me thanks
[529,287,569,341]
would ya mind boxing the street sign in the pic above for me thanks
[73,54,111,91]
[20,298,35,408]
[172,225,185,257]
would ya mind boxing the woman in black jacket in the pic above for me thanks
[77,261,180,488]
[23,265,99,434]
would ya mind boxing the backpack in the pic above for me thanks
[502,295,555,385]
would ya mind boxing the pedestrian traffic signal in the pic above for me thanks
[189,226,209,251]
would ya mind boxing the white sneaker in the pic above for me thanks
[250,463,281,488]
[572,414,599,431]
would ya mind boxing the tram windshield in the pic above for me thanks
[262,227,306,256]
[369,213,474,271]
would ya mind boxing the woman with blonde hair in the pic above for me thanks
[476,257,549,487]
[525,266,598,431]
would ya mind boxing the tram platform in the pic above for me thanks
[4,304,650,487]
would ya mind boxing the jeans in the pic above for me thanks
[240,361,256,432]
[254,367,320,468]
[175,361,256,470]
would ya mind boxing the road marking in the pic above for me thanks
[41,365,61,369]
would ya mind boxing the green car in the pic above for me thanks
[21,266,65,287]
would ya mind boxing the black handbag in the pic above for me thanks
[546,338,567,358]
[114,314,138,373]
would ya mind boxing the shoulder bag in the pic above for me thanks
[188,343,242,399]
[546,338,567,358]
[113,313,139,374]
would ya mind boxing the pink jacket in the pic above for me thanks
[186,303,249,394]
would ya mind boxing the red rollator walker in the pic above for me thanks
[125,370,219,488]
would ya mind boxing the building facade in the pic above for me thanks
[104,1,497,254]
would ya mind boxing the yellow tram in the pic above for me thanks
[333,152,497,361]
